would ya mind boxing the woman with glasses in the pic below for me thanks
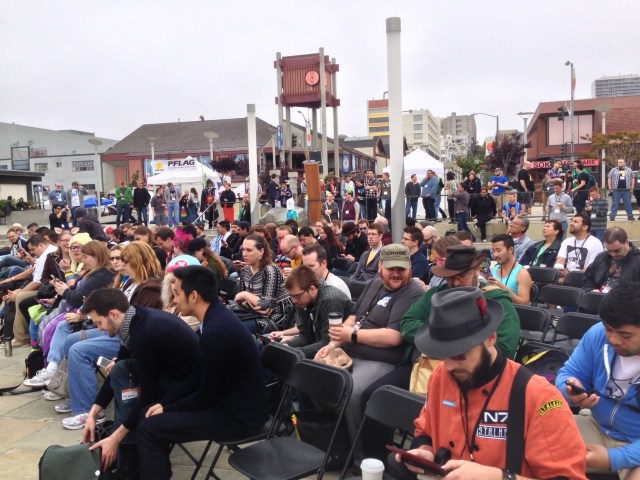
[234,234,294,332]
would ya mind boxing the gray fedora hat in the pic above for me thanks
[414,286,503,359]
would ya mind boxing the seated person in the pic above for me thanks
[556,281,640,479]
[489,234,532,305]
[519,219,563,268]
[349,222,384,283]
[583,227,640,293]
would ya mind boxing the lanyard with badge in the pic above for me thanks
[121,358,140,402]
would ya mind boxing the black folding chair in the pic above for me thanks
[348,281,368,302]
[578,291,606,315]
[177,343,305,480]
[229,360,353,480]
[219,277,240,304]
[536,284,584,311]
[347,262,359,275]
[339,385,425,480]
[529,283,539,306]
[551,312,601,345]
[514,305,552,359]
[527,266,559,286]
[563,270,585,288]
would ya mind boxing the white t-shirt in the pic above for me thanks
[70,189,81,208]
[557,235,604,272]
[33,244,58,283]
[325,273,351,299]
[605,355,640,399]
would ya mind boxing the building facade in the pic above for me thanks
[402,109,440,159]
[592,75,640,98]
[367,99,389,137]
[439,112,477,141]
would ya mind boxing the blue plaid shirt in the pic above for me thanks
[608,167,634,190]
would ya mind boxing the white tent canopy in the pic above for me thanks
[145,156,221,187]
[403,149,444,181]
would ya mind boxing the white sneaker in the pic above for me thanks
[23,369,52,388]
[43,391,64,401]
[54,399,71,413]
[61,411,106,430]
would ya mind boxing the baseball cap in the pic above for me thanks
[379,244,411,269]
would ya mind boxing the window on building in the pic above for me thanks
[34,163,49,173]
[0,165,8,170]
[413,115,422,121]
[413,124,423,131]
[72,160,95,172]
[369,126,390,133]
[83,184,96,191]
[414,133,423,140]
[56,161,62,168]
[369,116,389,124]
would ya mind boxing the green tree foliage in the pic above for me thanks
[581,131,640,168]
[486,131,529,177]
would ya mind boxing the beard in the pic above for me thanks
[449,345,493,392]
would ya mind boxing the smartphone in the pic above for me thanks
[96,356,111,369]
[564,380,593,396]
[385,445,446,476]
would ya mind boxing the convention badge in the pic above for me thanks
[121,387,140,401]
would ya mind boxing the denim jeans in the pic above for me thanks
[167,202,180,227]
[70,206,81,227]
[0,255,28,279]
[65,329,121,415]
[610,190,633,219]
[405,199,418,220]
[136,206,149,226]
[116,203,130,228]
[456,211,476,241]
[187,205,198,224]
[48,320,73,365]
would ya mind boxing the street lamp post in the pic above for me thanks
[595,104,613,188]
[204,131,218,163]
[517,111,534,162]
[565,61,575,162]
[471,112,499,148]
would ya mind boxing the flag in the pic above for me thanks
[571,66,576,98]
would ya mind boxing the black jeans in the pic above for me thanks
[422,198,435,219]
[476,213,493,240]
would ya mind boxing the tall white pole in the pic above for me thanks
[151,141,155,162]
[332,57,339,175]
[386,17,403,242]
[601,111,607,188]
[247,104,259,225]
[209,138,213,161]
[319,47,328,175]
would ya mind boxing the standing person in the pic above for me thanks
[186,188,199,224]
[517,161,535,215]
[444,171,458,224]
[378,172,391,215]
[219,182,236,223]
[586,186,609,243]
[238,193,251,224]
[363,169,378,221]
[115,181,132,229]
[608,158,635,221]
[419,170,438,220]
[487,167,509,216]
[133,180,151,226]
[279,181,292,207]
[354,178,366,218]
[546,178,574,238]
[322,192,340,222]
[297,175,307,209]
[571,161,591,215]
[266,174,278,208]
[4,195,12,218]
[404,174,420,220]
[470,187,497,242]
[434,171,446,221]
[163,182,182,228]
[342,190,359,223]
[462,170,482,199]
[150,187,167,227]
[393,287,587,480]
[452,183,475,241]
[48,183,67,210]
[66,181,88,227]
[200,179,218,229]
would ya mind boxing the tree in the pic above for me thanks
[129,170,140,188]
[486,130,529,177]
[455,141,486,178]
[581,131,640,169]
[210,154,249,177]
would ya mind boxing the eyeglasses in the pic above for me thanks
[70,246,83,251]
[289,288,308,301]
[109,256,122,261]
[359,227,368,232]
[367,232,380,237]
[121,258,130,264]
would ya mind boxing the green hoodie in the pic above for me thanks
[400,282,520,359]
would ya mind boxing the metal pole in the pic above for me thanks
[151,141,155,162]
[386,17,404,242]
[247,104,259,225]
[332,57,339,175]
[319,48,328,176]
[567,62,575,162]
[601,111,607,188]
[209,138,213,161]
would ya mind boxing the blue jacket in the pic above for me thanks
[419,176,438,198]
[556,323,640,471]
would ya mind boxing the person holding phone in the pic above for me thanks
[391,286,586,480]
[556,281,640,478]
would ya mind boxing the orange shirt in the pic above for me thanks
[414,359,586,479]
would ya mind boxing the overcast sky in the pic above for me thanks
[2,0,639,147]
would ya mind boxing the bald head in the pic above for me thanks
[422,226,438,242]
[280,234,302,260]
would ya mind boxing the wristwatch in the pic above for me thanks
[502,469,516,480]
[351,325,359,344]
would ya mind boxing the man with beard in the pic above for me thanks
[555,213,604,279]
[391,286,587,480]
[556,281,640,479]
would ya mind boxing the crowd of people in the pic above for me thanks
[0,163,639,480]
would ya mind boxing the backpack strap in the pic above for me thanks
[505,366,533,474]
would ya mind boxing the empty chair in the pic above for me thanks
[578,291,606,315]
[514,305,552,359]
[339,385,426,480]
[348,281,368,301]
[537,285,584,310]
[551,312,601,345]
[527,266,560,286]
[563,270,585,288]
[229,360,353,480]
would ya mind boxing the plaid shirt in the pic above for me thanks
[364,178,378,198]
[608,167,634,190]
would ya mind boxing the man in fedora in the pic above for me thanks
[402,245,520,359]
[392,286,586,480]
[342,221,368,263]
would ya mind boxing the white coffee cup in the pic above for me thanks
[329,317,342,326]
[361,458,384,480]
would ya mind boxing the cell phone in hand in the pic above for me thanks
[565,380,593,396]
[96,356,111,369]
[385,445,445,476]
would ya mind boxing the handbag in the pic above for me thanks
[47,358,68,398]
[409,355,441,396]
[39,442,103,480]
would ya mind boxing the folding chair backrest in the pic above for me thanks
[554,312,600,342]
[563,270,585,288]
[537,285,583,308]
[261,343,304,379]
[363,385,425,431]
[348,281,368,301]
[219,277,240,299]
[578,291,606,315]
[347,262,358,275]
[529,283,539,305]
[527,266,559,285]
[514,304,551,333]
[287,360,353,406]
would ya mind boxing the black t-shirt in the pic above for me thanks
[578,171,590,190]
[517,169,534,192]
